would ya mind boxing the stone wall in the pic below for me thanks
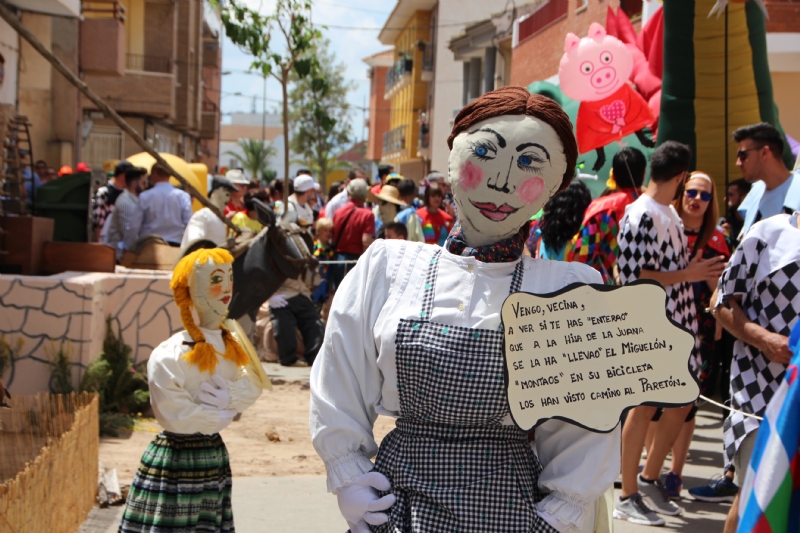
[0,269,182,395]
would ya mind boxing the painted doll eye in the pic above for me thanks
[517,153,545,173]
[581,61,594,74]
[211,275,223,284]
[470,141,496,161]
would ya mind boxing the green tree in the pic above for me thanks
[224,138,277,180]
[289,39,355,185]
[291,152,349,182]
[213,0,331,209]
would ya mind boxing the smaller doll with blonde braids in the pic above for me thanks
[119,248,264,533]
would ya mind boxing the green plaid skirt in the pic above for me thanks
[119,432,234,533]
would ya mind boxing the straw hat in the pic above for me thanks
[368,184,406,206]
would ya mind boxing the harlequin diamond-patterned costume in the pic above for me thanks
[310,240,620,533]
[716,212,800,467]
[617,195,700,368]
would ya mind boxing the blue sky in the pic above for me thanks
[219,0,398,145]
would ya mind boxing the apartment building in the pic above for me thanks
[80,0,222,170]
[377,0,500,179]
[362,49,393,166]
[447,2,543,106]
[2,0,221,171]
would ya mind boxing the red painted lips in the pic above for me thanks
[221,295,231,304]
[469,200,520,221]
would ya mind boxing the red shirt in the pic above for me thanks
[582,189,639,226]
[224,201,246,217]
[333,200,374,255]
[416,207,454,245]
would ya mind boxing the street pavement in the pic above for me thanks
[79,364,731,533]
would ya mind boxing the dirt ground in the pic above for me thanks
[100,381,397,485]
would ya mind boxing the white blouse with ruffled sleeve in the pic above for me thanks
[148,327,262,435]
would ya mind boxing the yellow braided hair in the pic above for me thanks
[171,248,248,373]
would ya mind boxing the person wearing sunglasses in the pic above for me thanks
[617,143,726,523]
[654,171,732,500]
[733,122,799,238]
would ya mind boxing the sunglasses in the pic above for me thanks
[685,189,712,202]
[737,147,761,162]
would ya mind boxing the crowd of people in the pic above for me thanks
[526,122,800,530]
[89,119,800,531]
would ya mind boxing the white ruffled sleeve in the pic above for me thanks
[533,262,620,533]
[227,368,262,412]
[148,337,220,435]
[310,241,390,493]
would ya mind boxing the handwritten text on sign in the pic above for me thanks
[502,281,699,433]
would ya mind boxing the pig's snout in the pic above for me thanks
[591,66,617,90]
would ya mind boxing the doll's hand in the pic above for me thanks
[199,374,231,409]
[268,294,289,309]
[337,472,395,533]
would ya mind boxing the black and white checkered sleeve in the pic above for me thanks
[617,213,659,284]
[716,236,766,308]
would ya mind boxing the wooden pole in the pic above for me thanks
[0,1,240,234]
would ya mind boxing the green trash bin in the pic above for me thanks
[34,172,91,242]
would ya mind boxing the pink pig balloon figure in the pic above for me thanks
[559,22,655,171]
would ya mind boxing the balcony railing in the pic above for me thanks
[385,56,413,95]
[382,125,407,156]
[126,54,173,74]
[516,0,568,44]
[83,0,126,21]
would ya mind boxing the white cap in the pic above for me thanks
[294,175,320,192]
[225,168,249,185]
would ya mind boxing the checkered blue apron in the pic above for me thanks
[370,251,557,533]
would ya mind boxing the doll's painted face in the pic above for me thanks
[448,115,567,246]
[209,187,232,212]
[189,258,234,327]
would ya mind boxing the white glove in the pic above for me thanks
[337,472,396,533]
[198,374,231,410]
[268,293,289,309]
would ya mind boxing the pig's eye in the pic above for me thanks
[580,61,594,74]
[600,51,613,64]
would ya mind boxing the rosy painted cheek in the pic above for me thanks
[459,161,483,191]
[517,177,546,204]
[209,284,223,298]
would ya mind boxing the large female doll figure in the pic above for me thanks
[310,87,620,533]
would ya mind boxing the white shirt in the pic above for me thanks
[148,328,261,435]
[285,194,314,224]
[310,240,620,532]
[325,190,349,221]
[180,207,229,250]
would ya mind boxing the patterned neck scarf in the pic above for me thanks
[444,220,526,263]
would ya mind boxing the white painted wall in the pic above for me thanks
[429,0,500,173]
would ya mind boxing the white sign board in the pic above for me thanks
[502,281,699,433]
